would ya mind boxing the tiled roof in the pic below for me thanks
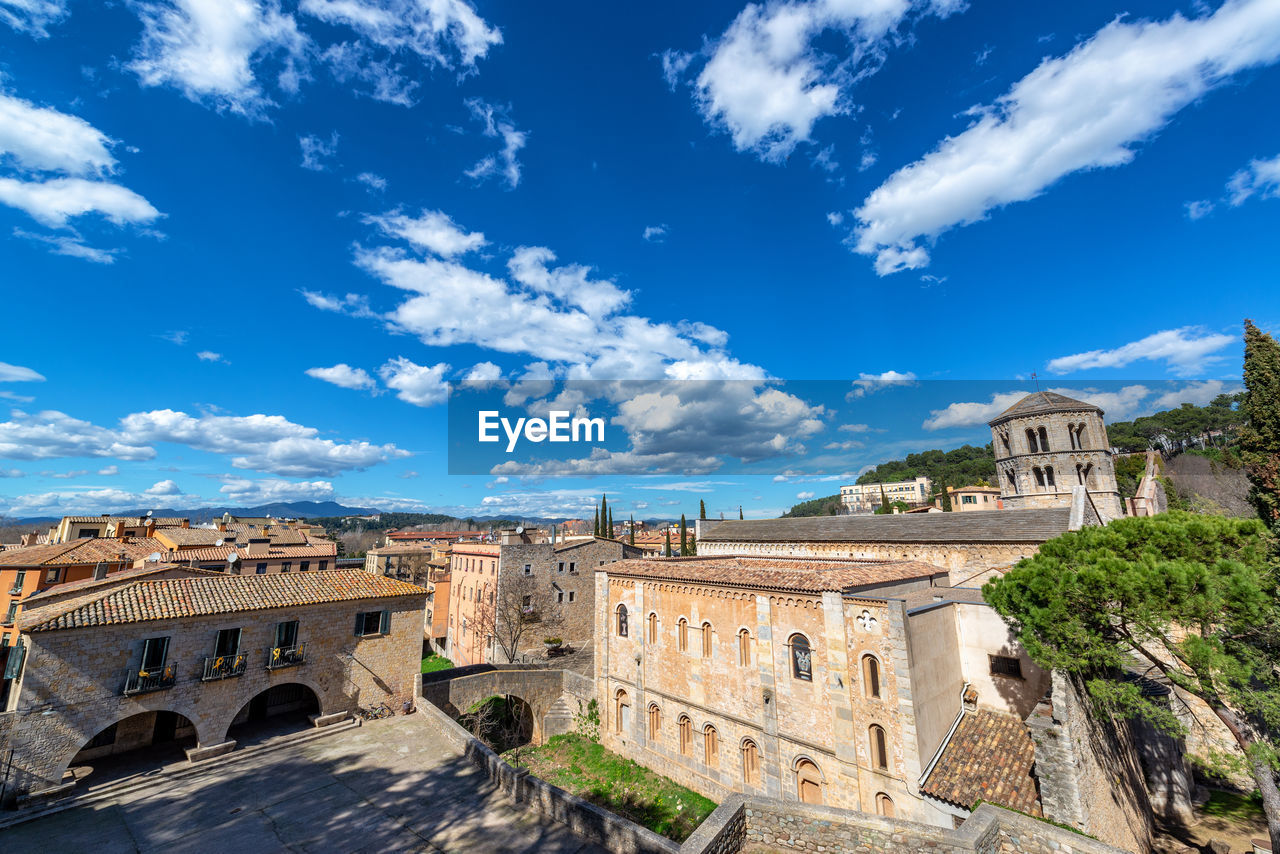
[699,509,1071,544]
[19,569,427,632]
[989,391,1101,424]
[0,538,165,567]
[166,541,338,562]
[154,527,229,547]
[601,556,945,594]
[0,541,82,566]
[921,709,1041,815]
[23,564,224,604]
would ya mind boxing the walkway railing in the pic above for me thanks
[267,643,306,670]
[123,664,177,695]
[201,654,247,681]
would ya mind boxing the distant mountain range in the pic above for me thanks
[10,500,381,527]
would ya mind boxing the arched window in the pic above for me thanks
[738,628,751,666]
[1077,462,1093,486]
[647,612,658,643]
[999,431,1010,455]
[614,689,630,734]
[1025,428,1038,453]
[869,724,888,770]
[1038,426,1050,452]
[741,739,760,785]
[678,715,693,756]
[789,633,813,681]
[616,604,629,637]
[677,617,689,652]
[796,758,823,804]
[1045,465,1056,487]
[862,654,881,699]
[701,622,713,658]
[647,703,662,740]
[704,724,719,766]
[1005,469,1018,494]
[875,792,895,817]
[1033,467,1046,488]
[1076,423,1088,449]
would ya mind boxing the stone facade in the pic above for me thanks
[593,560,1045,830]
[989,392,1125,520]
[0,589,423,799]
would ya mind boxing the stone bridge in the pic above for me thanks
[419,665,594,745]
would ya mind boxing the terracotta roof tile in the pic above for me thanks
[989,391,1101,424]
[19,569,426,632]
[602,556,946,594]
[921,709,1041,815]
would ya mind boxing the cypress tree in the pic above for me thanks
[607,507,614,538]
[593,506,600,537]
[1242,319,1280,538]
[600,494,608,537]
[629,514,635,545]
[739,506,744,520]
[664,529,672,557]
[699,500,707,520]
[680,514,688,556]
[879,485,890,514]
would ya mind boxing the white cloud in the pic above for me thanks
[643,224,668,242]
[464,361,502,383]
[852,0,1280,274]
[796,491,815,499]
[305,363,377,391]
[300,0,500,70]
[0,362,44,382]
[507,246,631,318]
[464,98,526,189]
[1045,327,1235,376]
[365,208,486,258]
[826,211,844,226]
[0,467,23,478]
[1226,152,1280,206]
[196,350,227,363]
[356,171,387,191]
[838,422,872,433]
[129,0,310,118]
[0,177,161,228]
[300,289,376,317]
[299,131,339,170]
[922,385,1158,431]
[218,476,334,504]
[146,478,183,496]
[847,370,916,399]
[0,486,189,517]
[1151,379,1239,411]
[378,357,450,407]
[0,91,117,175]
[676,0,959,163]
[0,0,67,37]
[12,228,118,263]
[1185,199,1214,220]
[0,409,156,461]
[160,330,189,345]
[98,465,119,476]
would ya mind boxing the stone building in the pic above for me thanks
[989,391,1124,519]
[944,484,1003,512]
[696,507,1086,587]
[840,476,932,513]
[594,556,1049,828]
[444,531,643,666]
[0,568,425,802]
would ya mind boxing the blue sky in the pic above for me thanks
[0,0,1276,521]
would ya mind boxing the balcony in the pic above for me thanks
[123,664,177,695]
[267,643,306,670]
[201,653,248,681]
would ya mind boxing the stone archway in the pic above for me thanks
[55,708,203,792]
[224,683,320,748]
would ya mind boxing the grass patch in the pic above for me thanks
[505,734,716,841]
[421,653,454,674]
[1202,789,1265,823]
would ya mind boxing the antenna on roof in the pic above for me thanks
[215,539,224,547]
[1031,371,1040,392]
[147,551,161,563]
[146,510,153,517]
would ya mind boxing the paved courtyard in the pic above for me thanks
[1,715,608,853]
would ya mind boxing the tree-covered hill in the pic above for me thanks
[1105,393,1244,453]
[780,494,844,517]
[856,444,997,493]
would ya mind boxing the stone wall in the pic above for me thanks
[1026,671,1156,853]
[420,665,578,745]
[2,593,423,798]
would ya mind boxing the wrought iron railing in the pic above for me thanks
[123,664,177,695]
[267,643,306,670]
[201,653,247,681]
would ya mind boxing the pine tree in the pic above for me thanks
[629,514,635,546]
[664,529,672,557]
[699,500,707,520]
[1242,319,1280,538]
[679,514,688,556]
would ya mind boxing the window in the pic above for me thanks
[355,609,390,637]
[1045,466,1056,488]
[275,620,298,649]
[557,561,565,573]
[524,563,533,576]
[141,636,170,671]
[281,561,292,573]
[1025,428,1039,453]
[738,628,751,666]
[3,602,18,624]
[701,622,713,658]
[862,654,881,699]
[678,715,693,756]
[704,724,719,767]
[990,654,1023,679]
[556,589,565,604]
[300,561,310,571]
[741,739,761,785]
[616,604,629,637]
[615,689,630,733]
[318,560,327,571]
[869,725,888,770]
[796,758,823,804]
[677,618,689,652]
[255,562,268,574]
[875,793,895,817]
[568,562,576,573]
[214,628,241,657]
[1005,469,1018,494]
[789,633,813,681]
[1077,462,1093,486]
[11,570,26,592]
[961,494,977,505]
[568,591,575,603]
[647,703,662,740]
[647,612,659,643]
[45,568,62,584]
[1038,425,1050,452]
